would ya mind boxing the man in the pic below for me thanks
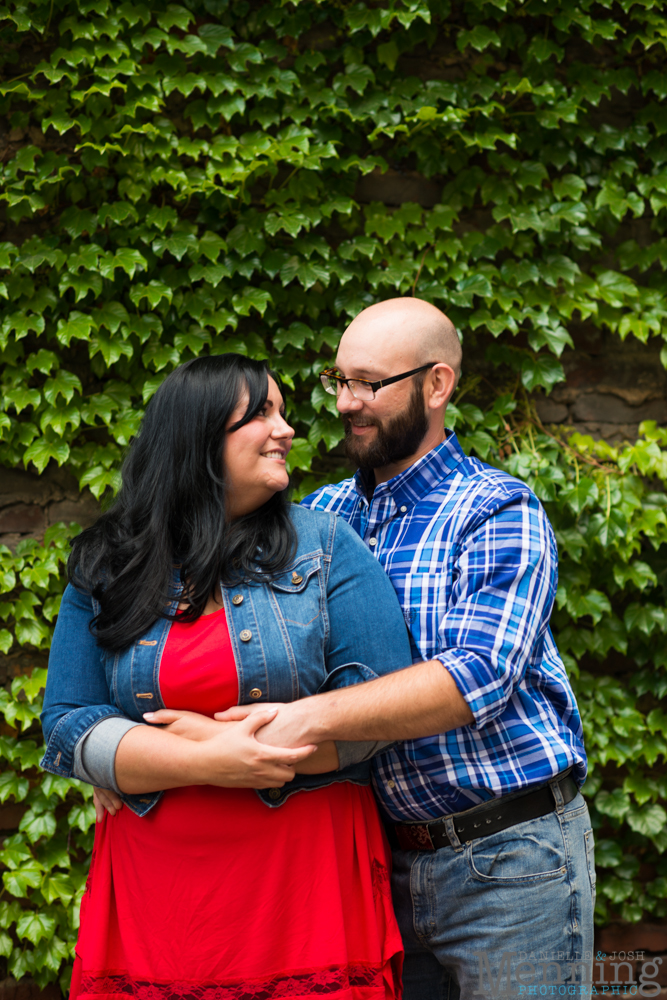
[234,296,593,997]
[96,297,593,996]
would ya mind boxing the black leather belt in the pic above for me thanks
[390,772,578,852]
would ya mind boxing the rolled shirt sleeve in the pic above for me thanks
[435,493,559,729]
[335,740,395,769]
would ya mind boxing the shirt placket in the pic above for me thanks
[363,490,394,553]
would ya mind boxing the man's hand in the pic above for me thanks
[215,702,310,748]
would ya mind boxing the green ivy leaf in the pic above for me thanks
[3,861,43,898]
[0,770,30,803]
[23,438,71,474]
[520,354,564,392]
[626,804,667,837]
[16,910,56,945]
[67,801,96,834]
[40,873,75,906]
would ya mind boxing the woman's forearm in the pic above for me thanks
[114,712,319,793]
[114,725,204,793]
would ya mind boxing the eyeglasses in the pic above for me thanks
[319,364,438,402]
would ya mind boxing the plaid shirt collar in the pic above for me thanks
[353,432,466,512]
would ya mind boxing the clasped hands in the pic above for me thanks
[93,701,327,822]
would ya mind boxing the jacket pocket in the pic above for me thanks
[268,555,322,626]
[318,661,380,691]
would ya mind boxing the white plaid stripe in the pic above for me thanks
[303,433,587,821]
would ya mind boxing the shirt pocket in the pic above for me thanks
[268,556,323,627]
[400,570,447,651]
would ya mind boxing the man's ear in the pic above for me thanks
[426,363,457,411]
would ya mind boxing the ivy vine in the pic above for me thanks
[1,0,667,986]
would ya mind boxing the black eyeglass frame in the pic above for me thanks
[319,363,438,400]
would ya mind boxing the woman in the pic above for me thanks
[41,354,414,1000]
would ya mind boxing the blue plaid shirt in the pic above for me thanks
[303,433,587,821]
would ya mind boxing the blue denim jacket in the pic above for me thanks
[41,505,413,816]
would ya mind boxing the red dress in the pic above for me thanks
[71,607,403,1000]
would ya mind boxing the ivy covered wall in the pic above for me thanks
[1,0,667,987]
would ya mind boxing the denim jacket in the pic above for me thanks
[41,505,413,816]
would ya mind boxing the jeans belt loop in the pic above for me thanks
[444,815,462,851]
[550,774,566,814]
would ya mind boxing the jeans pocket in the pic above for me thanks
[585,828,596,900]
[467,817,568,884]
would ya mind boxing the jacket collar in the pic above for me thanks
[353,431,466,511]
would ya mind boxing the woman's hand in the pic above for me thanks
[192,711,319,787]
[93,787,123,823]
[143,708,224,741]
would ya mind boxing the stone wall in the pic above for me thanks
[0,466,99,552]
[534,326,667,442]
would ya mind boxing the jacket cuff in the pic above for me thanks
[335,740,395,769]
[74,717,143,792]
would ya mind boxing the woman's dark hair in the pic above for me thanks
[68,353,296,651]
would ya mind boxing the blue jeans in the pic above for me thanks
[391,791,596,999]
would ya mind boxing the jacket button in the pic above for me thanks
[232,595,243,605]
[249,688,262,699]
[239,629,252,641]
[291,571,303,584]
[269,788,282,799]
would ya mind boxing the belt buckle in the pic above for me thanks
[396,823,435,851]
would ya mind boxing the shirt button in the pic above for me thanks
[387,780,396,789]
[240,629,252,641]
[269,788,282,800]
[232,595,243,605]
[400,506,407,513]
[369,538,377,547]
[249,688,262,699]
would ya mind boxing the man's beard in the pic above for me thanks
[343,379,429,471]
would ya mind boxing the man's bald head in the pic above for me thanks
[339,297,462,385]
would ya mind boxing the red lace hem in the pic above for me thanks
[78,963,387,1000]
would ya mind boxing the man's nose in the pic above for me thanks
[336,383,363,413]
